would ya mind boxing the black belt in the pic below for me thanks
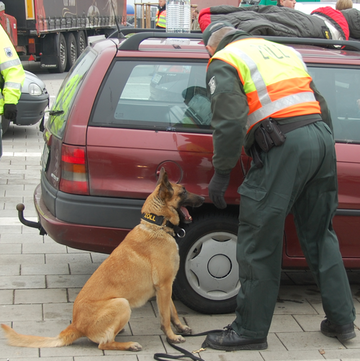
[277,117,319,134]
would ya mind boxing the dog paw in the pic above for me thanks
[180,325,192,335]
[129,342,142,351]
[174,323,192,335]
[167,335,186,344]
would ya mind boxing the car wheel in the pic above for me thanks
[1,117,10,135]
[66,32,77,71]
[173,212,239,314]
[75,30,87,56]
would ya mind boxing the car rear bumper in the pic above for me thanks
[40,175,145,229]
[33,182,139,254]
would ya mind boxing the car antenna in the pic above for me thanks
[109,0,126,40]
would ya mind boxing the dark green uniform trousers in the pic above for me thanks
[232,121,356,339]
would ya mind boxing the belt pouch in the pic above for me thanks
[254,123,273,152]
[255,118,286,152]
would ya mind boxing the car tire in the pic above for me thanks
[173,211,239,314]
[1,117,10,136]
[66,32,77,71]
[75,30,87,57]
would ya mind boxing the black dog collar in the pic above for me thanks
[141,213,186,238]
[141,212,164,226]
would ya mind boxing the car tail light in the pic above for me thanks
[60,144,89,195]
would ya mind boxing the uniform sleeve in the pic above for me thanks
[206,59,249,175]
[0,25,25,106]
[309,79,333,132]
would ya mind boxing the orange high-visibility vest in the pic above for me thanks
[209,37,321,132]
[156,10,166,28]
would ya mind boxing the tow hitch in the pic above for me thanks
[16,203,47,236]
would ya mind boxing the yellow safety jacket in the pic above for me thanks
[156,9,166,29]
[209,37,321,132]
[0,24,25,114]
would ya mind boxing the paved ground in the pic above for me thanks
[0,100,359,360]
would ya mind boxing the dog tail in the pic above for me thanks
[1,323,83,348]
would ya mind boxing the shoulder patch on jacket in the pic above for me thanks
[209,76,216,95]
[4,47,13,57]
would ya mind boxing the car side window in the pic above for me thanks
[308,66,360,144]
[90,60,212,132]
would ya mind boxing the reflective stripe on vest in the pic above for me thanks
[4,81,22,90]
[0,58,22,72]
[210,38,321,131]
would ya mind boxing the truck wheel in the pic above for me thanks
[75,30,87,56]
[173,212,239,314]
[66,32,77,71]
[49,33,67,73]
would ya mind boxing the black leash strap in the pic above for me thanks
[154,330,223,361]
[154,343,202,361]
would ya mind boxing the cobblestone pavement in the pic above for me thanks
[0,98,359,360]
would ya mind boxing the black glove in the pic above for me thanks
[4,104,17,121]
[208,171,231,209]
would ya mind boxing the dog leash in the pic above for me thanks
[153,329,223,361]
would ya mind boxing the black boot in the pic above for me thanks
[202,325,268,351]
[321,319,356,342]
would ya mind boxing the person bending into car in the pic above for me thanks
[202,21,356,351]
[0,24,25,157]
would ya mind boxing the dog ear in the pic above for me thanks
[157,168,174,201]
[156,167,166,186]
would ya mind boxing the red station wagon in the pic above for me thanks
[18,30,360,314]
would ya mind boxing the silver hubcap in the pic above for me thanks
[70,41,77,63]
[79,34,86,53]
[60,40,66,66]
[185,231,240,301]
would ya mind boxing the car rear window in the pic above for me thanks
[308,65,360,144]
[48,48,97,139]
[90,59,212,132]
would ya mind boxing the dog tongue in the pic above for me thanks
[181,206,192,222]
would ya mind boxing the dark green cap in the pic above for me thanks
[202,21,235,46]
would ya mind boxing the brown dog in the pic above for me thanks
[1,168,204,351]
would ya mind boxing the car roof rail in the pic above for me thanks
[259,36,360,52]
[118,30,203,51]
[113,28,360,52]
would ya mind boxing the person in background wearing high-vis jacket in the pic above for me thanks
[201,21,356,351]
[155,0,166,29]
[0,24,25,158]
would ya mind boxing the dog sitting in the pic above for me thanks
[1,168,204,351]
